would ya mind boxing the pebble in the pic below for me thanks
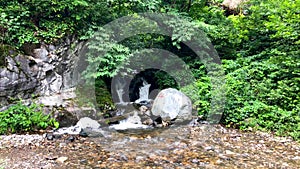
[204,146,214,151]
[192,159,199,163]
[218,154,230,160]
[56,156,68,163]
[67,136,76,142]
[216,159,223,164]
[0,134,43,148]
[135,156,144,162]
[46,133,54,140]
[80,159,88,164]
[225,150,235,155]
[59,142,67,147]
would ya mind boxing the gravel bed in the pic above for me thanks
[0,125,299,169]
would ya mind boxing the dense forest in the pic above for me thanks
[0,0,299,140]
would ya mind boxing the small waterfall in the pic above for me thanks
[137,80,151,102]
[109,111,151,130]
[109,79,153,130]
[115,78,126,103]
[116,88,124,103]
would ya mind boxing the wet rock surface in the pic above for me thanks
[151,88,193,123]
[0,124,299,169]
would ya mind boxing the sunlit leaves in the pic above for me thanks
[0,101,59,134]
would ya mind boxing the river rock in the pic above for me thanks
[76,117,100,129]
[53,117,104,137]
[151,88,192,123]
[222,0,247,10]
[54,108,78,127]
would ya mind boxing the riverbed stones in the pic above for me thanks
[151,88,193,123]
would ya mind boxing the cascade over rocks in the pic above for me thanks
[107,88,194,130]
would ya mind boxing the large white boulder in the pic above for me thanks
[151,88,192,123]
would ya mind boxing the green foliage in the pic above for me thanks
[181,0,300,140]
[83,12,210,80]
[83,27,132,80]
[74,79,115,112]
[155,70,179,89]
[228,0,300,57]
[239,102,300,138]
[219,0,300,139]
[221,56,300,140]
[189,0,240,59]
[216,0,299,140]
[0,0,187,48]
[1,0,299,141]
[0,101,59,134]
[94,79,115,112]
[0,0,110,48]
[181,76,211,116]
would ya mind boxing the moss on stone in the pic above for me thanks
[0,44,18,67]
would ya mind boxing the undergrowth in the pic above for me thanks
[0,101,59,134]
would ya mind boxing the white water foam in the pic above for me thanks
[109,120,152,130]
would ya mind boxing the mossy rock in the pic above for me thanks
[0,44,18,67]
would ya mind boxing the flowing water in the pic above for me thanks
[115,78,126,103]
[137,80,151,101]
[109,79,153,130]
[93,125,195,157]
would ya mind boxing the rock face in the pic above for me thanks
[151,88,193,123]
[0,38,84,105]
[0,37,91,123]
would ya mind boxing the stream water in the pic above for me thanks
[92,125,193,157]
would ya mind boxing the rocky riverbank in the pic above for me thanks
[0,124,299,169]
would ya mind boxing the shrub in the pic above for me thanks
[222,57,300,140]
[181,76,211,117]
[0,101,59,134]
